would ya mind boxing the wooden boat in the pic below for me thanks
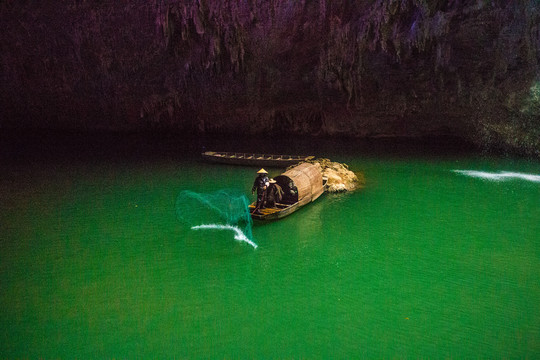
[202,151,314,167]
[249,162,325,220]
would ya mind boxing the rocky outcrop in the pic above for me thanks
[295,158,363,193]
[1,1,539,155]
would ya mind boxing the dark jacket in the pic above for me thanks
[266,183,284,206]
[252,174,269,194]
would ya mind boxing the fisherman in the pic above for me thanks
[252,168,269,214]
[265,179,284,208]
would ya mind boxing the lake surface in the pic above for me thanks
[1,132,539,358]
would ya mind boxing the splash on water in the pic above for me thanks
[176,189,257,249]
[453,170,540,183]
[191,224,258,249]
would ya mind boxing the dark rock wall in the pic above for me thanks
[1,1,539,154]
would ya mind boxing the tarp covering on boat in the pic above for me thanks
[275,163,324,206]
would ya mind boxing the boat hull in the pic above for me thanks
[249,202,300,220]
[202,151,313,167]
[248,162,325,221]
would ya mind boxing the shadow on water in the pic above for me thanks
[198,132,481,160]
[0,129,481,165]
[0,129,201,165]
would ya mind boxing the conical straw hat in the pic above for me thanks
[257,168,268,174]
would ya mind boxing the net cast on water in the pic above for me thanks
[175,189,257,249]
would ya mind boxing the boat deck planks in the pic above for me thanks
[248,202,299,220]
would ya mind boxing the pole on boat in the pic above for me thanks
[251,190,266,215]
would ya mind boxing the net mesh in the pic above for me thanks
[175,189,256,248]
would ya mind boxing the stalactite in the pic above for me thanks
[1,0,539,154]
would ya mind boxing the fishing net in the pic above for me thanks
[291,158,365,192]
[175,189,257,248]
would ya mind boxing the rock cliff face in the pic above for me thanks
[1,1,539,154]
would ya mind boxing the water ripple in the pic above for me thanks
[453,170,540,183]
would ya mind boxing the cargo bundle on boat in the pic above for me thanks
[202,151,314,167]
[249,162,325,220]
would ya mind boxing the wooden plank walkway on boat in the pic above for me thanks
[249,202,301,221]
[202,151,314,167]
[249,162,325,220]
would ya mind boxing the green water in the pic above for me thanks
[1,134,539,358]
